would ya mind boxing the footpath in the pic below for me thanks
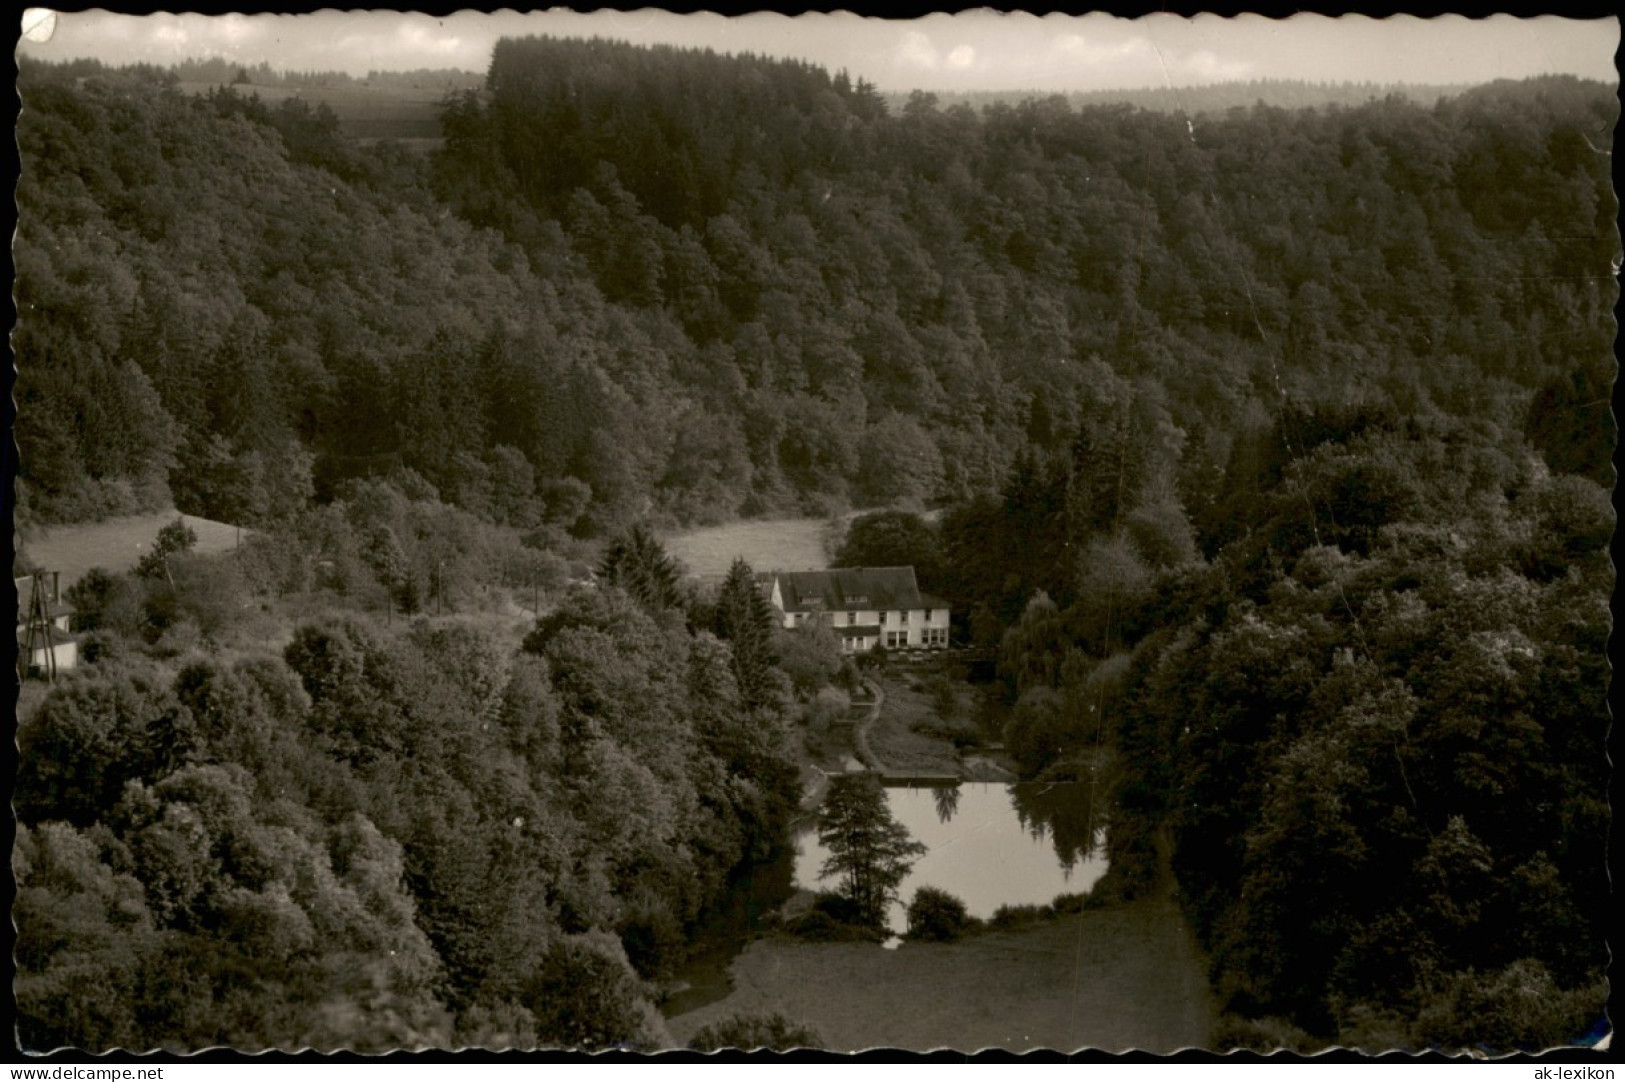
[849,678,886,771]
[797,678,886,813]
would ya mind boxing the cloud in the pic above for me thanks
[896,29,940,70]
[216,14,256,44]
[1040,28,1249,87]
[150,21,189,47]
[398,22,464,57]
[1180,48,1252,82]
[28,10,1606,92]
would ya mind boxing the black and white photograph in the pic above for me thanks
[10,8,1617,1058]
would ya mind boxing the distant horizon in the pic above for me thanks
[18,12,1619,94]
[27,49,1526,95]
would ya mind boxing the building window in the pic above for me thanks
[901,611,910,624]
[886,631,906,648]
[795,613,806,625]
[924,608,933,621]
[848,611,857,624]
[925,628,948,647]
[879,612,888,625]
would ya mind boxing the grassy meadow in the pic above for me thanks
[666,894,1216,1053]
[663,517,839,578]
[866,671,987,776]
[18,509,247,589]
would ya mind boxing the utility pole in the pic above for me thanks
[19,572,58,683]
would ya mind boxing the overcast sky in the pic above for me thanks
[17,10,1619,92]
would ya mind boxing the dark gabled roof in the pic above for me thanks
[773,567,926,613]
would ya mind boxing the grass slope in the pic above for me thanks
[20,509,247,589]
[667,895,1216,1053]
[866,671,981,776]
[664,518,835,578]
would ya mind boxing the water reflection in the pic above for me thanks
[1011,780,1105,871]
[912,778,1107,872]
[793,780,1110,935]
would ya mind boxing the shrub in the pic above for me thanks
[777,621,844,697]
[989,903,1049,929]
[618,896,686,981]
[1050,892,1089,915]
[784,893,883,942]
[906,886,972,942]
[929,672,961,719]
[836,658,864,693]
[805,686,850,731]
[1211,1014,1323,1054]
[910,715,981,749]
[526,933,662,1050]
[134,518,198,580]
[1414,960,1608,1054]
[1004,685,1068,777]
[783,910,843,941]
[812,892,864,925]
[66,568,146,639]
[689,1012,823,1051]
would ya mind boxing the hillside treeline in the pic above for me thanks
[924,394,1612,1050]
[17,47,1613,543]
[908,79,1472,116]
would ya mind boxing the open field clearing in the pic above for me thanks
[667,894,1215,1053]
[20,509,246,588]
[664,517,837,578]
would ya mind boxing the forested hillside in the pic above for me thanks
[19,47,1612,539]
[13,38,1616,1053]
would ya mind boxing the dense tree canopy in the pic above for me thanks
[17,52,1613,543]
[15,540,802,1051]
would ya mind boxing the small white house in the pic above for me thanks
[761,567,949,653]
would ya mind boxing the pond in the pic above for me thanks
[664,777,1106,1017]
[793,781,1108,936]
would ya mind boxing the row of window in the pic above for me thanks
[868,628,950,648]
[853,610,935,625]
[793,610,944,628]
